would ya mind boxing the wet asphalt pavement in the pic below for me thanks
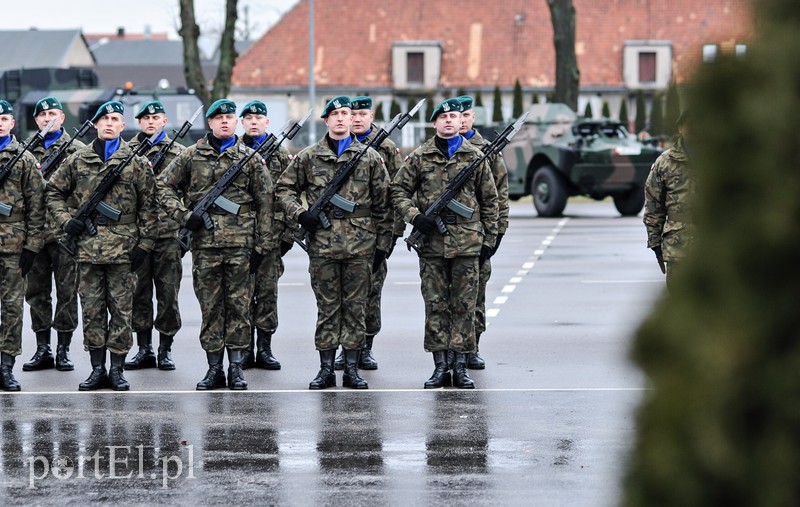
[0,200,663,505]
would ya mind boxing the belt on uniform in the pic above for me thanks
[0,213,24,223]
[329,208,372,219]
[209,203,252,214]
[440,212,478,225]
[95,214,137,226]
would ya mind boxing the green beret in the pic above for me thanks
[677,109,691,126]
[33,97,63,117]
[240,100,268,117]
[91,101,124,123]
[456,95,474,111]
[429,98,463,122]
[135,100,166,119]
[205,99,237,118]
[321,96,351,118]
[350,96,373,110]
[0,100,14,116]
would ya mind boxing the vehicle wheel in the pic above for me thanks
[613,185,645,216]
[531,166,568,217]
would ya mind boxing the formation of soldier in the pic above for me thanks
[0,93,510,392]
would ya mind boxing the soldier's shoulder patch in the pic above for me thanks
[498,152,503,157]
[395,148,401,154]
[36,162,42,170]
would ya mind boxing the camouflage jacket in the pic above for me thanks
[276,134,392,259]
[0,136,45,254]
[128,133,185,239]
[644,136,694,261]
[392,136,499,258]
[156,135,274,253]
[27,130,84,243]
[252,142,293,247]
[466,130,510,235]
[46,139,158,264]
[364,125,406,237]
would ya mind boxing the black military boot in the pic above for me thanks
[309,349,337,390]
[358,335,378,370]
[227,349,248,390]
[55,331,74,371]
[240,328,256,370]
[333,347,345,371]
[452,352,475,389]
[255,329,281,370]
[125,330,156,369]
[0,353,21,391]
[424,350,452,389]
[157,333,176,371]
[79,348,110,391]
[23,330,55,371]
[109,353,130,391]
[467,332,486,370]
[342,349,369,389]
[196,350,226,390]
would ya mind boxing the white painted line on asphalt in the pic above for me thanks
[3,387,648,395]
[533,249,545,256]
[522,262,534,269]
[516,270,528,276]
[486,309,500,318]
[509,277,522,283]
[493,296,508,305]
[393,281,421,285]
[581,280,663,284]
[501,285,516,293]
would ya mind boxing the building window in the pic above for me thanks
[407,52,424,84]
[623,41,672,90]
[703,44,718,63]
[392,41,442,90]
[638,52,656,83]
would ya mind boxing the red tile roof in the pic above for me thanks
[233,0,753,89]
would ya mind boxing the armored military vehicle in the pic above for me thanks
[501,103,662,217]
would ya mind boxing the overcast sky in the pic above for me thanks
[4,0,299,41]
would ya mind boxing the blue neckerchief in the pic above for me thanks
[104,138,121,161]
[337,136,353,157]
[356,128,372,143]
[0,135,10,152]
[252,133,268,149]
[220,136,237,153]
[464,129,476,140]
[44,129,64,149]
[447,135,463,159]
[153,130,167,145]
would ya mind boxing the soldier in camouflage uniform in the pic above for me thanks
[0,100,45,391]
[331,96,406,371]
[456,95,509,370]
[391,98,499,389]
[644,110,694,291]
[239,100,293,371]
[47,100,157,391]
[126,101,185,372]
[157,99,273,391]
[22,97,83,373]
[276,96,392,390]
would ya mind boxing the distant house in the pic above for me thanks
[0,29,94,71]
[231,0,752,143]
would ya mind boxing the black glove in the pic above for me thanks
[184,212,205,232]
[130,247,148,272]
[64,218,85,236]
[249,250,265,274]
[386,234,402,259]
[298,211,321,233]
[19,248,37,277]
[280,241,293,257]
[652,246,666,274]
[412,214,437,235]
[372,249,388,274]
[479,245,492,267]
[491,233,504,256]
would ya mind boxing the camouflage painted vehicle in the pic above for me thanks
[501,103,662,217]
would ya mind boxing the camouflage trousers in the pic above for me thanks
[419,256,479,354]
[0,254,25,356]
[78,263,136,355]
[192,247,253,353]
[252,247,284,334]
[25,240,79,333]
[666,260,682,294]
[132,238,183,336]
[475,258,492,334]
[308,255,370,351]
[365,257,388,336]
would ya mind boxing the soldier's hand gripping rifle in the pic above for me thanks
[404,111,529,255]
[58,128,163,257]
[0,118,56,216]
[175,109,313,254]
[291,98,425,252]
[40,120,93,180]
[149,105,204,174]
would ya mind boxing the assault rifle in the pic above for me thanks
[40,120,93,180]
[176,109,313,254]
[292,98,425,252]
[0,118,56,216]
[149,105,204,174]
[59,128,163,256]
[404,111,529,254]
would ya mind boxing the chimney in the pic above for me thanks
[117,27,125,38]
